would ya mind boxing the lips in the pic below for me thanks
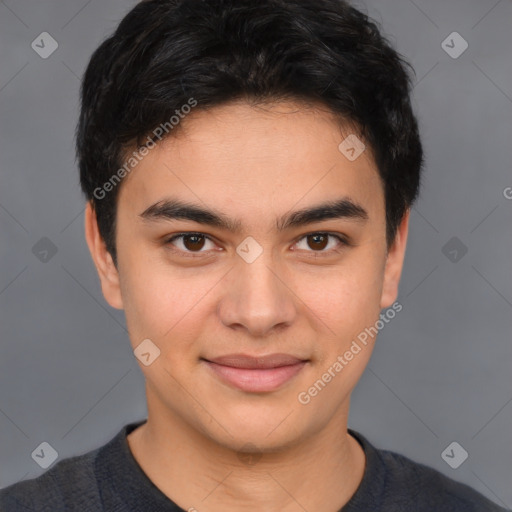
[202,353,308,392]
[206,353,306,369]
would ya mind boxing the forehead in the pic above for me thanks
[117,100,384,226]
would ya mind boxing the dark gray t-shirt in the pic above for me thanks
[0,420,508,511]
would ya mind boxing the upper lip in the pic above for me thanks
[203,353,307,369]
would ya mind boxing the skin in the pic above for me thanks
[85,99,409,512]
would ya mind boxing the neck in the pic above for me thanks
[127,396,365,512]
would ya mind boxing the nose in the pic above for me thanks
[217,252,297,338]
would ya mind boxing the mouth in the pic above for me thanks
[201,353,309,393]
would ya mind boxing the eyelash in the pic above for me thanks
[163,232,350,258]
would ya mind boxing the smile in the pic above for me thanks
[201,353,308,393]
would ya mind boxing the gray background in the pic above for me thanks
[0,0,511,507]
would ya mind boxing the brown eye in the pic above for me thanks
[182,234,206,251]
[294,232,348,254]
[165,233,215,255]
[307,234,329,251]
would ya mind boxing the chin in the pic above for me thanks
[197,405,311,453]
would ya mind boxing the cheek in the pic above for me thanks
[118,255,218,351]
[294,254,385,334]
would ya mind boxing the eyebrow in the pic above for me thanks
[139,196,369,232]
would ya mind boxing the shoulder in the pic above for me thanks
[376,445,509,511]
[348,429,509,512]
[0,448,101,512]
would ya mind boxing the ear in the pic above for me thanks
[380,209,410,309]
[84,201,124,310]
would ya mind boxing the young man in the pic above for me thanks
[1,0,508,511]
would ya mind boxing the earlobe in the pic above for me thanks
[380,209,410,309]
[84,202,124,310]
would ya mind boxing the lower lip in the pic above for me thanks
[203,360,307,393]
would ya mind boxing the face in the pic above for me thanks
[86,100,409,452]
